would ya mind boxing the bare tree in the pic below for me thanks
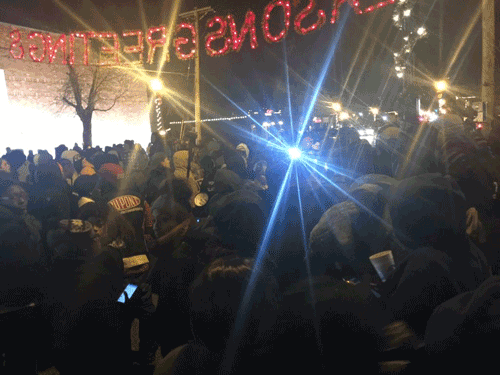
[59,63,129,149]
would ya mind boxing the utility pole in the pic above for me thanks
[439,0,444,73]
[179,6,214,144]
[482,0,495,138]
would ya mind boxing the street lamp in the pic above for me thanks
[369,107,379,121]
[150,78,163,92]
[434,80,448,114]
[339,111,350,121]
[434,80,448,92]
[331,102,342,112]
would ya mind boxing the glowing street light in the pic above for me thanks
[403,9,411,17]
[331,102,342,112]
[417,27,427,36]
[288,147,302,160]
[339,111,350,121]
[369,107,379,121]
[150,78,163,92]
[434,80,448,92]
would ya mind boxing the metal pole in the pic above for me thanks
[179,6,213,145]
[482,0,495,138]
[439,0,444,74]
[194,8,201,145]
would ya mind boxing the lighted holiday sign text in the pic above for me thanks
[9,0,396,65]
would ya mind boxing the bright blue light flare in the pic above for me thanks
[288,147,302,160]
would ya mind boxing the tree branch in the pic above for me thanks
[67,64,83,108]
[94,94,123,112]
[62,97,77,108]
[87,67,100,108]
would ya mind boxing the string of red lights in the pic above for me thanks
[8,0,398,66]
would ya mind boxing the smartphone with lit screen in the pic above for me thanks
[117,284,138,303]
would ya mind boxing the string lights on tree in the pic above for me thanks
[391,0,427,79]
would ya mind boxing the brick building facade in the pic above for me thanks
[0,21,150,154]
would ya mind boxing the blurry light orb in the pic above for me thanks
[158,129,167,136]
[403,9,411,17]
[370,107,380,116]
[382,115,388,121]
[417,27,426,36]
[434,80,448,92]
[339,111,350,121]
[428,112,438,122]
[331,102,342,112]
[288,147,302,160]
[150,78,163,92]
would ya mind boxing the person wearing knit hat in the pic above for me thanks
[61,150,79,166]
[98,163,125,186]
[2,150,26,180]
[236,143,250,168]
[79,158,96,176]
[425,275,500,372]
[33,152,52,167]
[376,126,399,154]
[308,182,393,279]
[378,173,490,339]
[55,145,68,161]
[0,158,11,174]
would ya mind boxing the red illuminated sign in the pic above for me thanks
[9,0,397,65]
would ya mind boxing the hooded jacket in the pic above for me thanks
[173,151,201,205]
[80,159,96,176]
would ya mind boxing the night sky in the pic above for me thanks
[0,0,489,120]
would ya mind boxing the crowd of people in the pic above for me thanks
[1,104,500,374]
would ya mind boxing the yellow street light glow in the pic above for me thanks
[434,80,448,92]
[150,78,163,92]
[403,9,411,17]
[417,27,427,36]
[369,107,379,116]
[339,111,350,121]
[331,102,342,112]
